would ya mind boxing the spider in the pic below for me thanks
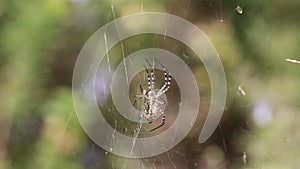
[134,60,172,132]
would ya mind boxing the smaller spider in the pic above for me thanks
[134,60,172,132]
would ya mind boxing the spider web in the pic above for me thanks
[56,0,300,169]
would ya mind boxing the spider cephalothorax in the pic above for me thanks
[135,60,172,132]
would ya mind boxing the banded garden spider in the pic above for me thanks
[134,60,172,132]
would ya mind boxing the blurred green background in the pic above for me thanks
[1,0,300,169]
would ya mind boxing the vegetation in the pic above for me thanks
[0,0,299,168]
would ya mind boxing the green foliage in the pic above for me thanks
[0,0,299,168]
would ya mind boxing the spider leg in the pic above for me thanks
[143,65,151,90]
[133,99,137,106]
[133,84,145,106]
[149,112,165,132]
[133,95,142,106]
[156,97,166,105]
[157,67,172,97]
[145,58,156,90]
[152,59,172,97]
[139,84,143,92]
